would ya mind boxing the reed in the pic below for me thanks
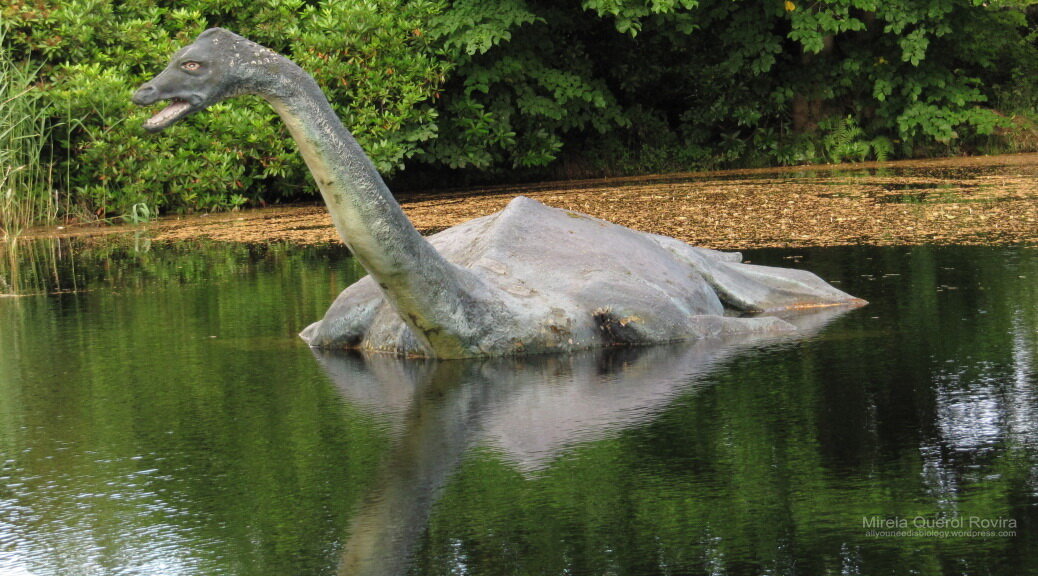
[0,27,56,241]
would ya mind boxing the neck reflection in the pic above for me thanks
[317,308,852,575]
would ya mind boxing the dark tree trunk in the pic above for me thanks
[791,34,834,134]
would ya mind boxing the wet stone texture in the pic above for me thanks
[30,153,1038,249]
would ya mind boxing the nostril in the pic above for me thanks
[132,84,157,105]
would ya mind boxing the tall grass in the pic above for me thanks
[0,28,55,241]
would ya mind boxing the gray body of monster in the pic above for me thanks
[134,28,865,359]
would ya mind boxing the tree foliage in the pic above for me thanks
[2,0,1037,216]
[423,0,626,170]
[425,0,1037,176]
[3,0,448,217]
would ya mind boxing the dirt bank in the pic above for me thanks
[20,153,1038,250]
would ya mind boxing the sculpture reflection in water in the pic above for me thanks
[316,308,853,575]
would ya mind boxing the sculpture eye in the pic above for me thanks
[181,61,202,72]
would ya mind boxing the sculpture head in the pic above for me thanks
[132,28,284,132]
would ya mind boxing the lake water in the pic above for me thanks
[0,238,1035,575]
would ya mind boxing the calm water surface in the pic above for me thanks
[0,238,1035,576]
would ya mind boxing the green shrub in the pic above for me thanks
[4,0,448,219]
[4,0,1038,215]
[425,0,1035,175]
[422,0,626,171]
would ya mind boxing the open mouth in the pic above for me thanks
[143,97,194,132]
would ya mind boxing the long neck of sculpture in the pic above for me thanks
[263,67,475,357]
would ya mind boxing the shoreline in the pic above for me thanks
[10,153,1038,250]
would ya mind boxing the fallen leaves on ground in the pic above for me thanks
[29,153,1038,250]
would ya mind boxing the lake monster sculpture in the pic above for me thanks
[133,28,865,359]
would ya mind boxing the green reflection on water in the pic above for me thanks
[411,246,1038,576]
[0,239,1035,576]
[0,238,385,575]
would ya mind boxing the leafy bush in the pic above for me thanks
[422,0,626,171]
[3,0,448,219]
[4,0,1038,219]
[417,0,1038,178]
